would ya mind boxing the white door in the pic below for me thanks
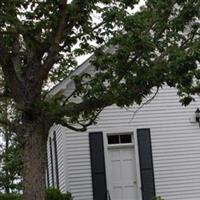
[108,146,138,200]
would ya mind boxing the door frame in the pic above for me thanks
[102,128,142,200]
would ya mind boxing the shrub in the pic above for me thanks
[45,188,73,200]
[0,193,22,200]
[0,188,72,200]
[45,188,61,200]
[152,197,165,200]
[62,192,73,200]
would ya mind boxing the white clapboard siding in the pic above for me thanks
[47,125,66,193]
[62,128,93,200]
[50,85,200,200]
[49,60,200,200]
[98,88,200,200]
[46,47,200,200]
[94,86,200,200]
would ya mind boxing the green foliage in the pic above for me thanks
[0,0,200,127]
[0,137,22,193]
[45,188,73,200]
[152,197,165,200]
[1,0,200,197]
[0,101,22,193]
[0,193,22,200]
[0,189,73,200]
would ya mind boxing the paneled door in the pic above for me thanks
[107,146,138,200]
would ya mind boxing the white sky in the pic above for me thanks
[75,0,146,65]
[0,1,147,146]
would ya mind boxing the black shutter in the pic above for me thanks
[46,150,50,188]
[89,132,107,200]
[53,131,60,189]
[137,128,155,200]
[49,138,55,187]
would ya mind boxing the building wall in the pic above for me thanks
[47,125,66,193]
[49,86,200,200]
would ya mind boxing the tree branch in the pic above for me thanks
[62,97,113,117]
[61,90,76,106]
[180,28,198,48]
[0,30,22,35]
[0,118,21,134]
[58,108,103,132]
[78,108,103,127]
[0,93,9,99]
[72,21,105,40]
[0,35,26,108]
[25,0,104,96]
[129,87,159,120]
[57,120,87,132]
[31,0,68,93]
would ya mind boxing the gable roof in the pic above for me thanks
[49,54,94,96]
[49,46,115,96]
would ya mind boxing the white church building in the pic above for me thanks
[46,55,200,200]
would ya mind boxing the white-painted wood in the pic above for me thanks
[133,131,142,200]
[103,132,142,200]
[47,125,66,193]
[63,129,93,200]
[48,55,200,200]
[107,146,138,200]
[49,85,200,200]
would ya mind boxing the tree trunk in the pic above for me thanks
[22,122,49,200]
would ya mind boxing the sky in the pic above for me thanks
[0,0,146,145]
[75,0,146,65]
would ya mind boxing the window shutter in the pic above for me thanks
[89,132,107,200]
[49,138,55,187]
[137,128,155,200]
[53,131,59,189]
[46,150,50,188]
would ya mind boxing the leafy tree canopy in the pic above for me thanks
[0,135,22,193]
[0,0,200,130]
[0,1,200,199]
[0,100,22,193]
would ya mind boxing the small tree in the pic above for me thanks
[0,136,22,193]
[0,101,22,193]
[0,1,200,200]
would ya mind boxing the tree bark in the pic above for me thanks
[22,121,49,200]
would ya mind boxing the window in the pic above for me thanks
[107,134,132,144]
[120,134,132,143]
[108,135,119,144]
